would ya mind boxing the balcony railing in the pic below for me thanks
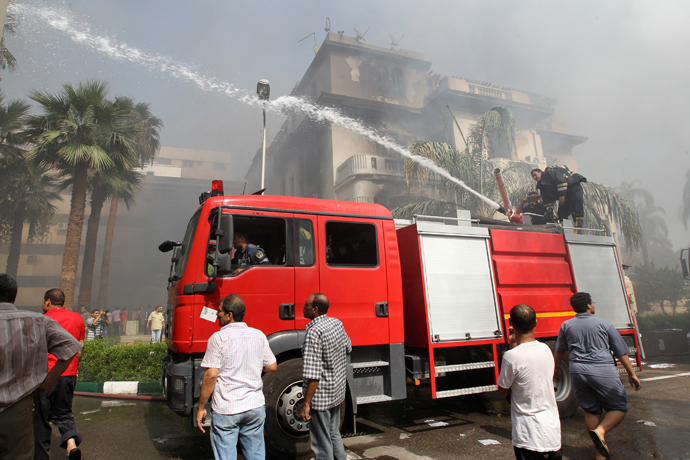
[335,154,405,185]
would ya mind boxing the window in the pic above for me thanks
[182,160,195,168]
[157,158,172,165]
[210,214,289,277]
[371,157,377,170]
[295,219,315,267]
[213,162,226,171]
[325,222,378,267]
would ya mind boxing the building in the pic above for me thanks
[246,33,586,208]
[1,146,240,310]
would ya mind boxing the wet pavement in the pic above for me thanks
[54,354,690,460]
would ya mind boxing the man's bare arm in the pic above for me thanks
[263,361,277,373]
[196,368,219,433]
[299,379,319,422]
[618,354,641,391]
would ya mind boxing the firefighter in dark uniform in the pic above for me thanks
[231,231,270,275]
[531,166,587,228]
[516,192,548,225]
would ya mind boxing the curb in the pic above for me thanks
[76,381,164,398]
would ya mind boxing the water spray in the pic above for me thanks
[12,3,506,214]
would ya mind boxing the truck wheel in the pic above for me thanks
[547,341,578,418]
[262,359,311,458]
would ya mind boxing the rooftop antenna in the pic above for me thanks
[298,31,319,55]
[354,26,370,42]
[388,32,405,49]
[325,17,331,33]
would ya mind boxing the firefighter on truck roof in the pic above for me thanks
[531,166,587,228]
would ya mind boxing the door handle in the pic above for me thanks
[375,302,389,318]
[279,303,295,320]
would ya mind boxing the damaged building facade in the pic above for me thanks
[246,33,586,208]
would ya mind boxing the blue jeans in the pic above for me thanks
[210,406,266,460]
[151,329,162,343]
[309,405,346,460]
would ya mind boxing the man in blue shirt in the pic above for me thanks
[554,292,641,459]
[231,232,270,275]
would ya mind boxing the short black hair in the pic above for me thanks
[312,293,329,314]
[570,292,591,313]
[221,294,245,321]
[0,274,18,303]
[234,231,248,242]
[510,304,537,334]
[44,288,65,306]
[531,168,543,175]
[92,308,100,314]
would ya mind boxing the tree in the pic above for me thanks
[95,98,161,310]
[26,81,139,309]
[680,168,690,230]
[0,95,61,277]
[617,180,672,265]
[631,264,686,315]
[0,5,17,79]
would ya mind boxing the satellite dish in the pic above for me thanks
[313,45,319,54]
[354,26,370,42]
[388,32,405,49]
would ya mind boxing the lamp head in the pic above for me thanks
[257,79,270,101]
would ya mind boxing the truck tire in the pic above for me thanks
[262,359,311,458]
[547,341,578,418]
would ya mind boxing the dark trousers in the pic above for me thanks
[557,182,584,224]
[33,375,81,460]
[0,395,34,460]
[514,446,562,460]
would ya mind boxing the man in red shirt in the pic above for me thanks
[33,289,85,460]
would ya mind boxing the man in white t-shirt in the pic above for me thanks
[498,304,562,460]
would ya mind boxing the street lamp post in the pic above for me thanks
[257,79,270,190]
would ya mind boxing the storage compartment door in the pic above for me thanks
[567,242,633,329]
[420,233,501,341]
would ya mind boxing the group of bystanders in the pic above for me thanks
[195,292,350,460]
[498,292,641,460]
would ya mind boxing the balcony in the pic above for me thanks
[335,154,405,186]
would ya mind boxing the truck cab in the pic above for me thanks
[162,190,405,457]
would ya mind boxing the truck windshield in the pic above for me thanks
[174,209,202,280]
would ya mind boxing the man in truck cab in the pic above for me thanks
[231,232,270,274]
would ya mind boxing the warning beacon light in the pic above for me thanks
[199,180,225,204]
[212,180,224,196]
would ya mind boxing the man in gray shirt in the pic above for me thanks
[0,274,83,460]
[554,292,640,459]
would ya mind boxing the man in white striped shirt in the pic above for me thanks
[196,294,277,460]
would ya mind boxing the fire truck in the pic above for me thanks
[160,181,641,458]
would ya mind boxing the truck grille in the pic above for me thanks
[166,374,187,413]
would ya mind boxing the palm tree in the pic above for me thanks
[96,172,143,310]
[78,168,143,309]
[0,6,17,79]
[26,80,139,309]
[1,161,61,276]
[95,98,161,309]
[680,168,690,230]
[0,95,61,277]
[616,180,671,264]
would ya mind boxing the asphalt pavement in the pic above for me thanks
[53,354,690,460]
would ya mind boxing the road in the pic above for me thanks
[56,354,690,460]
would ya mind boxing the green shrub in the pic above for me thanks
[637,312,690,333]
[79,340,167,382]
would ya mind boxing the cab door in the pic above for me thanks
[294,216,320,330]
[315,216,390,346]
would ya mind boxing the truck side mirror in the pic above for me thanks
[218,214,234,254]
[681,249,690,280]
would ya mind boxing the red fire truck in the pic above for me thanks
[160,181,641,457]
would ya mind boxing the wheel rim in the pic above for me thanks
[553,361,572,402]
[276,379,309,436]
